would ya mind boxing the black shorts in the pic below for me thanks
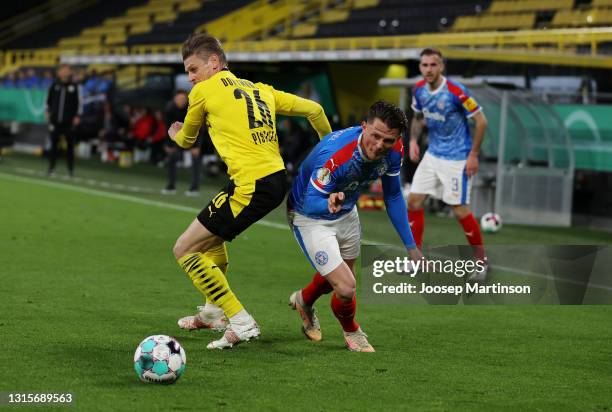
[197,170,288,241]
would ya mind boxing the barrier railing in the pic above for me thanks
[2,27,612,71]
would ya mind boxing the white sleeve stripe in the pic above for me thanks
[309,178,330,194]
[466,107,482,119]
[385,171,401,176]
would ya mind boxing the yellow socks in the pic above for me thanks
[178,251,243,318]
[203,243,228,274]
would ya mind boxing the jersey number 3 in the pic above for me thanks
[234,88,273,129]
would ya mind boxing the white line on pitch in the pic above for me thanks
[0,171,287,231]
[3,170,611,293]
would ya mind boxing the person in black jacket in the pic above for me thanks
[162,90,203,196]
[46,64,82,176]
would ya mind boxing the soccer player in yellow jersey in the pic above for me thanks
[169,34,332,349]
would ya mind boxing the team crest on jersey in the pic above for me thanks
[437,99,446,110]
[316,167,332,185]
[315,251,329,266]
[462,97,478,112]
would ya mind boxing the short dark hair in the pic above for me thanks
[182,34,227,65]
[420,47,443,59]
[367,100,408,134]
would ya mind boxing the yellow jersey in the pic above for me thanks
[173,69,331,186]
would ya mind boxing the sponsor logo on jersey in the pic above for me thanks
[423,108,446,122]
[462,97,478,112]
[315,251,329,266]
[328,131,343,141]
[376,161,388,176]
[343,181,360,192]
[316,167,332,185]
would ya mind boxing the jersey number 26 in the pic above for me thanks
[233,88,274,130]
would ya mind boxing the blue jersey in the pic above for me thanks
[289,126,403,221]
[411,77,481,161]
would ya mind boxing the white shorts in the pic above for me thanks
[411,152,472,205]
[288,207,361,276]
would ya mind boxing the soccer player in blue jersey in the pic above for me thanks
[287,101,422,352]
[407,48,489,281]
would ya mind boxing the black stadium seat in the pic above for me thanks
[312,0,491,38]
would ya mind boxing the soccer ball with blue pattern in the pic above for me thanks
[134,335,186,384]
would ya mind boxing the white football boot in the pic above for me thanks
[344,328,375,353]
[206,316,260,349]
[468,261,489,283]
[177,306,228,332]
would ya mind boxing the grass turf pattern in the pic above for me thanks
[1,154,611,411]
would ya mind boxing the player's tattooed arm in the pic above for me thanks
[409,113,425,162]
[466,111,488,176]
[410,112,425,141]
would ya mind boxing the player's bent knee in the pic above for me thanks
[334,282,356,302]
[172,237,190,260]
[172,243,184,260]
[408,194,425,211]
[452,205,471,220]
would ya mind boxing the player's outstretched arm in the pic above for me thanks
[466,111,488,177]
[269,88,332,138]
[302,191,331,216]
[381,173,417,251]
[409,113,425,162]
[171,86,206,148]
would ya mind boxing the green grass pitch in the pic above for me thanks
[1,154,611,411]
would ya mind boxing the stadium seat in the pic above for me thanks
[309,0,492,38]
[552,8,612,27]
[126,0,250,46]
[488,0,573,13]
[452,12,536,31]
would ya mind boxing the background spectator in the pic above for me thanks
[45,64,82,177]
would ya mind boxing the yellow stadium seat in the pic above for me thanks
[82,26,126,36]
[319,9,350,23]
[129,23,153,35]
[552,8,612,27]
[489,0,573,13]
[178,0,201,12]
[353,0,379,8]
[290,22,318,37]
[592,0,612,6]
[202,0,313,42]
[153,11,177,23]
[452,12,535,31]
[58,36,101,48]
[104,32,127,45]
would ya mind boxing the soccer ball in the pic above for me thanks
[134,335,186,384]
[480,212,502,233]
